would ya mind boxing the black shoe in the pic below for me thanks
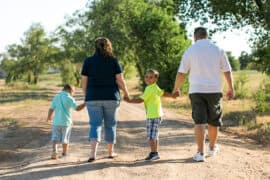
[145,152,160,161]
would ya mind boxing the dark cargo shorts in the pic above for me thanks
[189,93,223,127]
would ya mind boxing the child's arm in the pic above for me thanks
[124,96,144,103]
[162,91,179,98]
[76,102,86,111]
[47,109,54,122]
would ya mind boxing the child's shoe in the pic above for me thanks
[62,152,67,157]
[51,152,58,159]
[145,152,160,161]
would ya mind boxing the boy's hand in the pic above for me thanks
[47,117,52,123]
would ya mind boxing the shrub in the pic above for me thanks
[254,79,270,113]
[234,72,248,99]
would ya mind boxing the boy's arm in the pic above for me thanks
[76,102,86,111]
[124,96,143,103]
[163,92,174,98]
[47,109,54,122]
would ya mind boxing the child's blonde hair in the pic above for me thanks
[146,69,159,78]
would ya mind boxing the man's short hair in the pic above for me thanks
[63,84,74,92]
[194,27,208,39]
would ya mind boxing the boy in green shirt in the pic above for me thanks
[47,84,85,159]
[125,69,178,161]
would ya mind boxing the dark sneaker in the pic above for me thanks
[145,152,160,161]
[62,152,67,157]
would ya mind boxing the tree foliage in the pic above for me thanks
[1,23,59,84]
[176,0,270,75]
[226,52,240,71]
[59,0,190,90]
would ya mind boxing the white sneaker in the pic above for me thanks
[208,144,219,156]
[193,152,205,162]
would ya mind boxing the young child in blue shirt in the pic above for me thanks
[47,84,85,159]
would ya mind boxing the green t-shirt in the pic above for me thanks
[50,91,78,126]
[140,83,164,119]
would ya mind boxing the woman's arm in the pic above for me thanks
[81,75,88,96]
[116,73,129,98]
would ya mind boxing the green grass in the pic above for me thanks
[0,118,17,128]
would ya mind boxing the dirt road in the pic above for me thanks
[0,100,270,180]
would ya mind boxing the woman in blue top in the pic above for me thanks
[81,37,129,162]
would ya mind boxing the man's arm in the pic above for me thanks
[81,75,88,96]
[172,72,186,97]
[224,71,234,100]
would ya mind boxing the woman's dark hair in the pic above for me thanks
[95,37,113,58]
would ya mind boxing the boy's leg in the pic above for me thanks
[52,141,58,152]
[51,126,61,159]
[145,118,160,161]
[149,139,158,152]
[61,126,72,156]
[62,144,68,155]
[51,141,58,159]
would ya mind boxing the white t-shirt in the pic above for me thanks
[178,39,231,93]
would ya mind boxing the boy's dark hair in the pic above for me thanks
[194,27,208,39]
[147,69,159,78]
[63,84,73,92]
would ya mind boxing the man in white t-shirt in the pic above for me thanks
[173,27,234,162]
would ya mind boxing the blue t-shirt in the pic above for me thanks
[50,91,78,126]
[81,53,122,101]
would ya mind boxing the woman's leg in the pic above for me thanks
[103,101,119,156]
[86,101,103,159]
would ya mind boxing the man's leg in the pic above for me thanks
[194,124,206,153]
[208,124,218,149]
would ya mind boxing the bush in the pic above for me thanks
[234,72,248,99]
[60,61,77,85]
[254,79,270,113]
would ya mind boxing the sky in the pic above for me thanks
[0,0,251,57]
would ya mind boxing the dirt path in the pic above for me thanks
[0,99,270,180]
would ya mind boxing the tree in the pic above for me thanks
[226,51,240,71]
[176,0,270,74]
[239,51,250,70]
[59,0,190,90]
[1,23,59,84]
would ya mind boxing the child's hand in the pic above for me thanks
[47,117,52,123]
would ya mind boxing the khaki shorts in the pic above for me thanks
[189,93,223,127]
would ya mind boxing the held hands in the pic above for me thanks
[123,95,131,102]
[172,90,180,99]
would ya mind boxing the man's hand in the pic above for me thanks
[226,88,235,100]
[172,90,180,99]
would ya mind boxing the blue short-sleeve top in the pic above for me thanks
[81,53,122,101]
